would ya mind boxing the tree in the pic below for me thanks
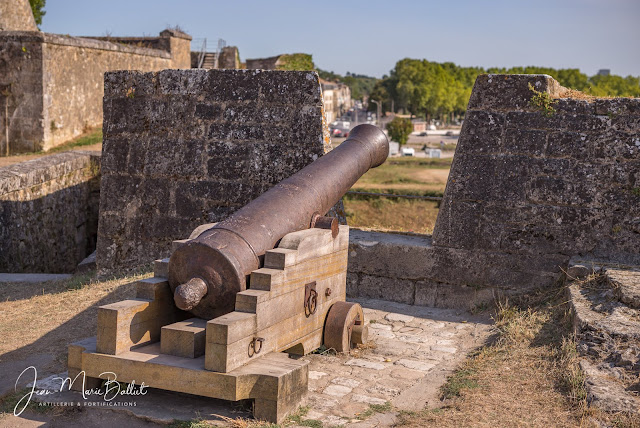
[277,54,314,71]
[29,0,46,27]
[386,117,413,147]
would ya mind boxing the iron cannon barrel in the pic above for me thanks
[168,124,389,319]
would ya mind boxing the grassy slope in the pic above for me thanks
[345,156,451,234]
[397,290,639,428]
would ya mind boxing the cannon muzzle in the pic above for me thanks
[168,124,389,318]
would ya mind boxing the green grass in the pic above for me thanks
[440,368,479,399]
[44,128,102,154]
[355,157,451,190]
[356,401,393,420]
[284,405,323,427]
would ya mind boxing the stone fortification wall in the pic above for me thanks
[40,32,186,151]
[435,74,640,266]
[0,32,44,153]
[0,29,191,154]
[97,69,330,274]
[348,75,639,309]
[219,46,241,69]
[0,151,100,273]
[245,55,280,70]
[0,0,37,31]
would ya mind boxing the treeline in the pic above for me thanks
[369,59,640,120]
[317,69,377,100]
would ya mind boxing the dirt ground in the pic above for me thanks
[0,273,146,397]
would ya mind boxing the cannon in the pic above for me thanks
[169,124,389,319]
[68,124,389,423]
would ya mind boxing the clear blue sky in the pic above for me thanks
[40,0,639,78]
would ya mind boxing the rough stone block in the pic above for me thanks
[97,69,331,274]
[467,74,561,111]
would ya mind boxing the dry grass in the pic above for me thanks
[344,155,449,233]
[353,156,451,195]
[396,290,640,428]
[343,197,440,234]
[0,270,151,375]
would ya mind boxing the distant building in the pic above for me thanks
[320,79,351,125]
[412,120,426,133]
[597,69,611,76]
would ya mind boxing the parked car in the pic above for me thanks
[401,147,415,156]
[445,131,455,136]
[331,128,349,138]
[418,131,428,136]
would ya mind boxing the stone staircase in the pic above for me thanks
[566,259,640,414]
[201,52,218,69]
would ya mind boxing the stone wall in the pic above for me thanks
[40,32,189,150]
[0,32,44,153]
[0,0,37,31]
[97,69,331,274]
[347,75,639,309]
[0,26,191,154]
[219,46,241,69]
[434,74,640,266]
[0,151,101,273]
[245,55,280,70]
[347,230,562,310]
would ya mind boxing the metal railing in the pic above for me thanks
[196,38,207,69]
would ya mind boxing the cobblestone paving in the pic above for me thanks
[299,298,493,427]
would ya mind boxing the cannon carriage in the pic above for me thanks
[68,124,388,423]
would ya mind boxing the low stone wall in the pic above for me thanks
[0,151,101,273]
[97,69,331,274]
[0,29,191,154]
[347,230,563,310]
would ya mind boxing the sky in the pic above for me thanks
[39,0,640,78]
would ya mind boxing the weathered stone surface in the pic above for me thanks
[467,74,562,111]
[97,69,333,274]
[0,151,100,273]
[567,264,640,414]
[434,74,640,268]
[0,29,191,153]
[0,0,37,31]
[347,229,566,309]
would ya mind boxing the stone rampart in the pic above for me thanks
[0,151,100,273]
[0,0,37,31]
[347,75,639,309]
[97,69,331,274]
[435,74,640,266]
[0,29,191,154]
